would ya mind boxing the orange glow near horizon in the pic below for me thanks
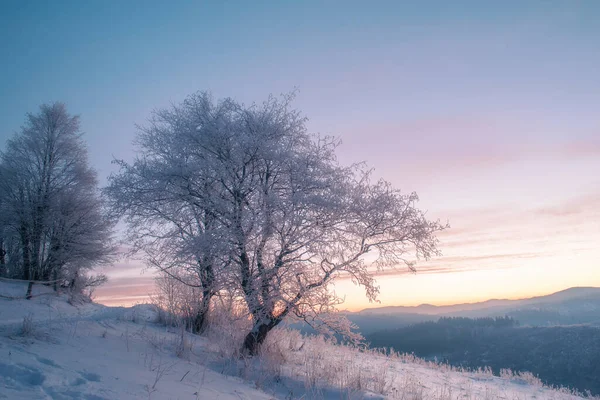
[95,145,600,311]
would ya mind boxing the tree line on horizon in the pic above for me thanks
[366,316,600,396]
[0,93,446,354]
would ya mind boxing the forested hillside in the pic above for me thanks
[367,317,600,395]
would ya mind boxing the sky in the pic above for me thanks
[1,1,599,310]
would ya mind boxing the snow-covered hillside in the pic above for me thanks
[0,281,593,399]
[0,282,274,400]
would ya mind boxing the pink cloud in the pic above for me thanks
[560,139,600,158]
[535,191,600,218]
[94,276,156,306]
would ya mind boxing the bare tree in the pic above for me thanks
[105,94,237,333]
[0,195,6,276]
[0,103,115,291]
[108,91,446,354]
[0,226,6,277]
[152,270,206,329]
[206,94,446,354]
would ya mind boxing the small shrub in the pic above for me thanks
[173,326,193,360]
[372,359,393,394]
[256,335,287,385]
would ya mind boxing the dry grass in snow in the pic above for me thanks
[1,280,598,400]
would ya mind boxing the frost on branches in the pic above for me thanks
[107,91,446,354]
[0,103,115,295]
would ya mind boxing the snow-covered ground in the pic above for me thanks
[0,281,593,399]
[0,282,274,400]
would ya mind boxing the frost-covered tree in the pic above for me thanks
[108,91,446,354]
[0,103,115,291]
[0,202,7,277]
[105,94,236,333]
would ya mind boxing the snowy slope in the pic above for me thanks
[0,282,274,400]
[0,281,593,400]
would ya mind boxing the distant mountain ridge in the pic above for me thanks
[357,288,600,395]
[345,287,600,335]
[355,287,600,316]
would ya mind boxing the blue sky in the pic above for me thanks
[1,1,599,307]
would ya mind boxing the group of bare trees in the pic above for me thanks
[106,92,446,354]
[0,95,444,354]
[0,103,115,294]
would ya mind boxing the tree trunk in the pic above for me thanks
[191,290,212,334]
[191,310,207,334]
[242,317,282,356]
[69,270,79,291]
[31,233,41,281]
[26,281,34,300]
[0,238,6,276]
[20,226,31,280]
[190,258,215,334]
[47,235,61,288]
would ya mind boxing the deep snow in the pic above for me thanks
[0,281,592,399]
[0,282,274,400]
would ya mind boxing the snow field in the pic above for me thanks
[0,282,597,399]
